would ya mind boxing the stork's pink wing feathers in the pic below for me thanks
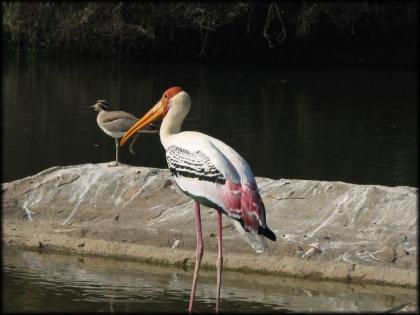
[222,180,266,232]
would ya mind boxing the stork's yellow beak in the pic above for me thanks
[120,100,165,146]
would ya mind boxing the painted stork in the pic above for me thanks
[91,100,157,166]
[120,87,276,313]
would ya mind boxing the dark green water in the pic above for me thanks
[2,246,416,313]
[2,57,417,186]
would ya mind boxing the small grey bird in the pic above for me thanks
[91,99,157,166]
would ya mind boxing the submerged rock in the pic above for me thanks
[2,163,417,287]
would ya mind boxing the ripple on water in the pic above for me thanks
[2,246,416,313]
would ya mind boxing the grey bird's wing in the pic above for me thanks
[99,111,138,133]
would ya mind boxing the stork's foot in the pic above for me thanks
[108,162,119,167]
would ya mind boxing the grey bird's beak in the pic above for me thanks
[90,104,99,111]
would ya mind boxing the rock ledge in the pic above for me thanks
[2,163,417,288]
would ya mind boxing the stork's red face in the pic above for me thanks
[120,86,183,146]
[161,86,183,115]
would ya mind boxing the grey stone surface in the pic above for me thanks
[2,163,417,287]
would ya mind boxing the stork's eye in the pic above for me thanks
[164,94,168,99]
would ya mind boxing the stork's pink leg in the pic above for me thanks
[188,201,203,314]
[216,210,223,313]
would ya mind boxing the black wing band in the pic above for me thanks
[166,145,226,185]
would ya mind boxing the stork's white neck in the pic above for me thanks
[159,91,191,149]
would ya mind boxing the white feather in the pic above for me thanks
[230,219,267,253]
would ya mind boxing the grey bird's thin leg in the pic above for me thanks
[108,138,119,167]
[188,201,203,314]
[115,138,119,165]
[129,133,141,155]
[216,210,223,313]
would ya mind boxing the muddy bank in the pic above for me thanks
[2,163,417,288]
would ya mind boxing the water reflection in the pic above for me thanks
[2,246,416,313]
[2,57,417,186]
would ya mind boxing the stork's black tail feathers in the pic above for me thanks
[258,226,276,241]
[258,201,276,241]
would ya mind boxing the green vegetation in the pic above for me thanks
[2,2,418,64]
